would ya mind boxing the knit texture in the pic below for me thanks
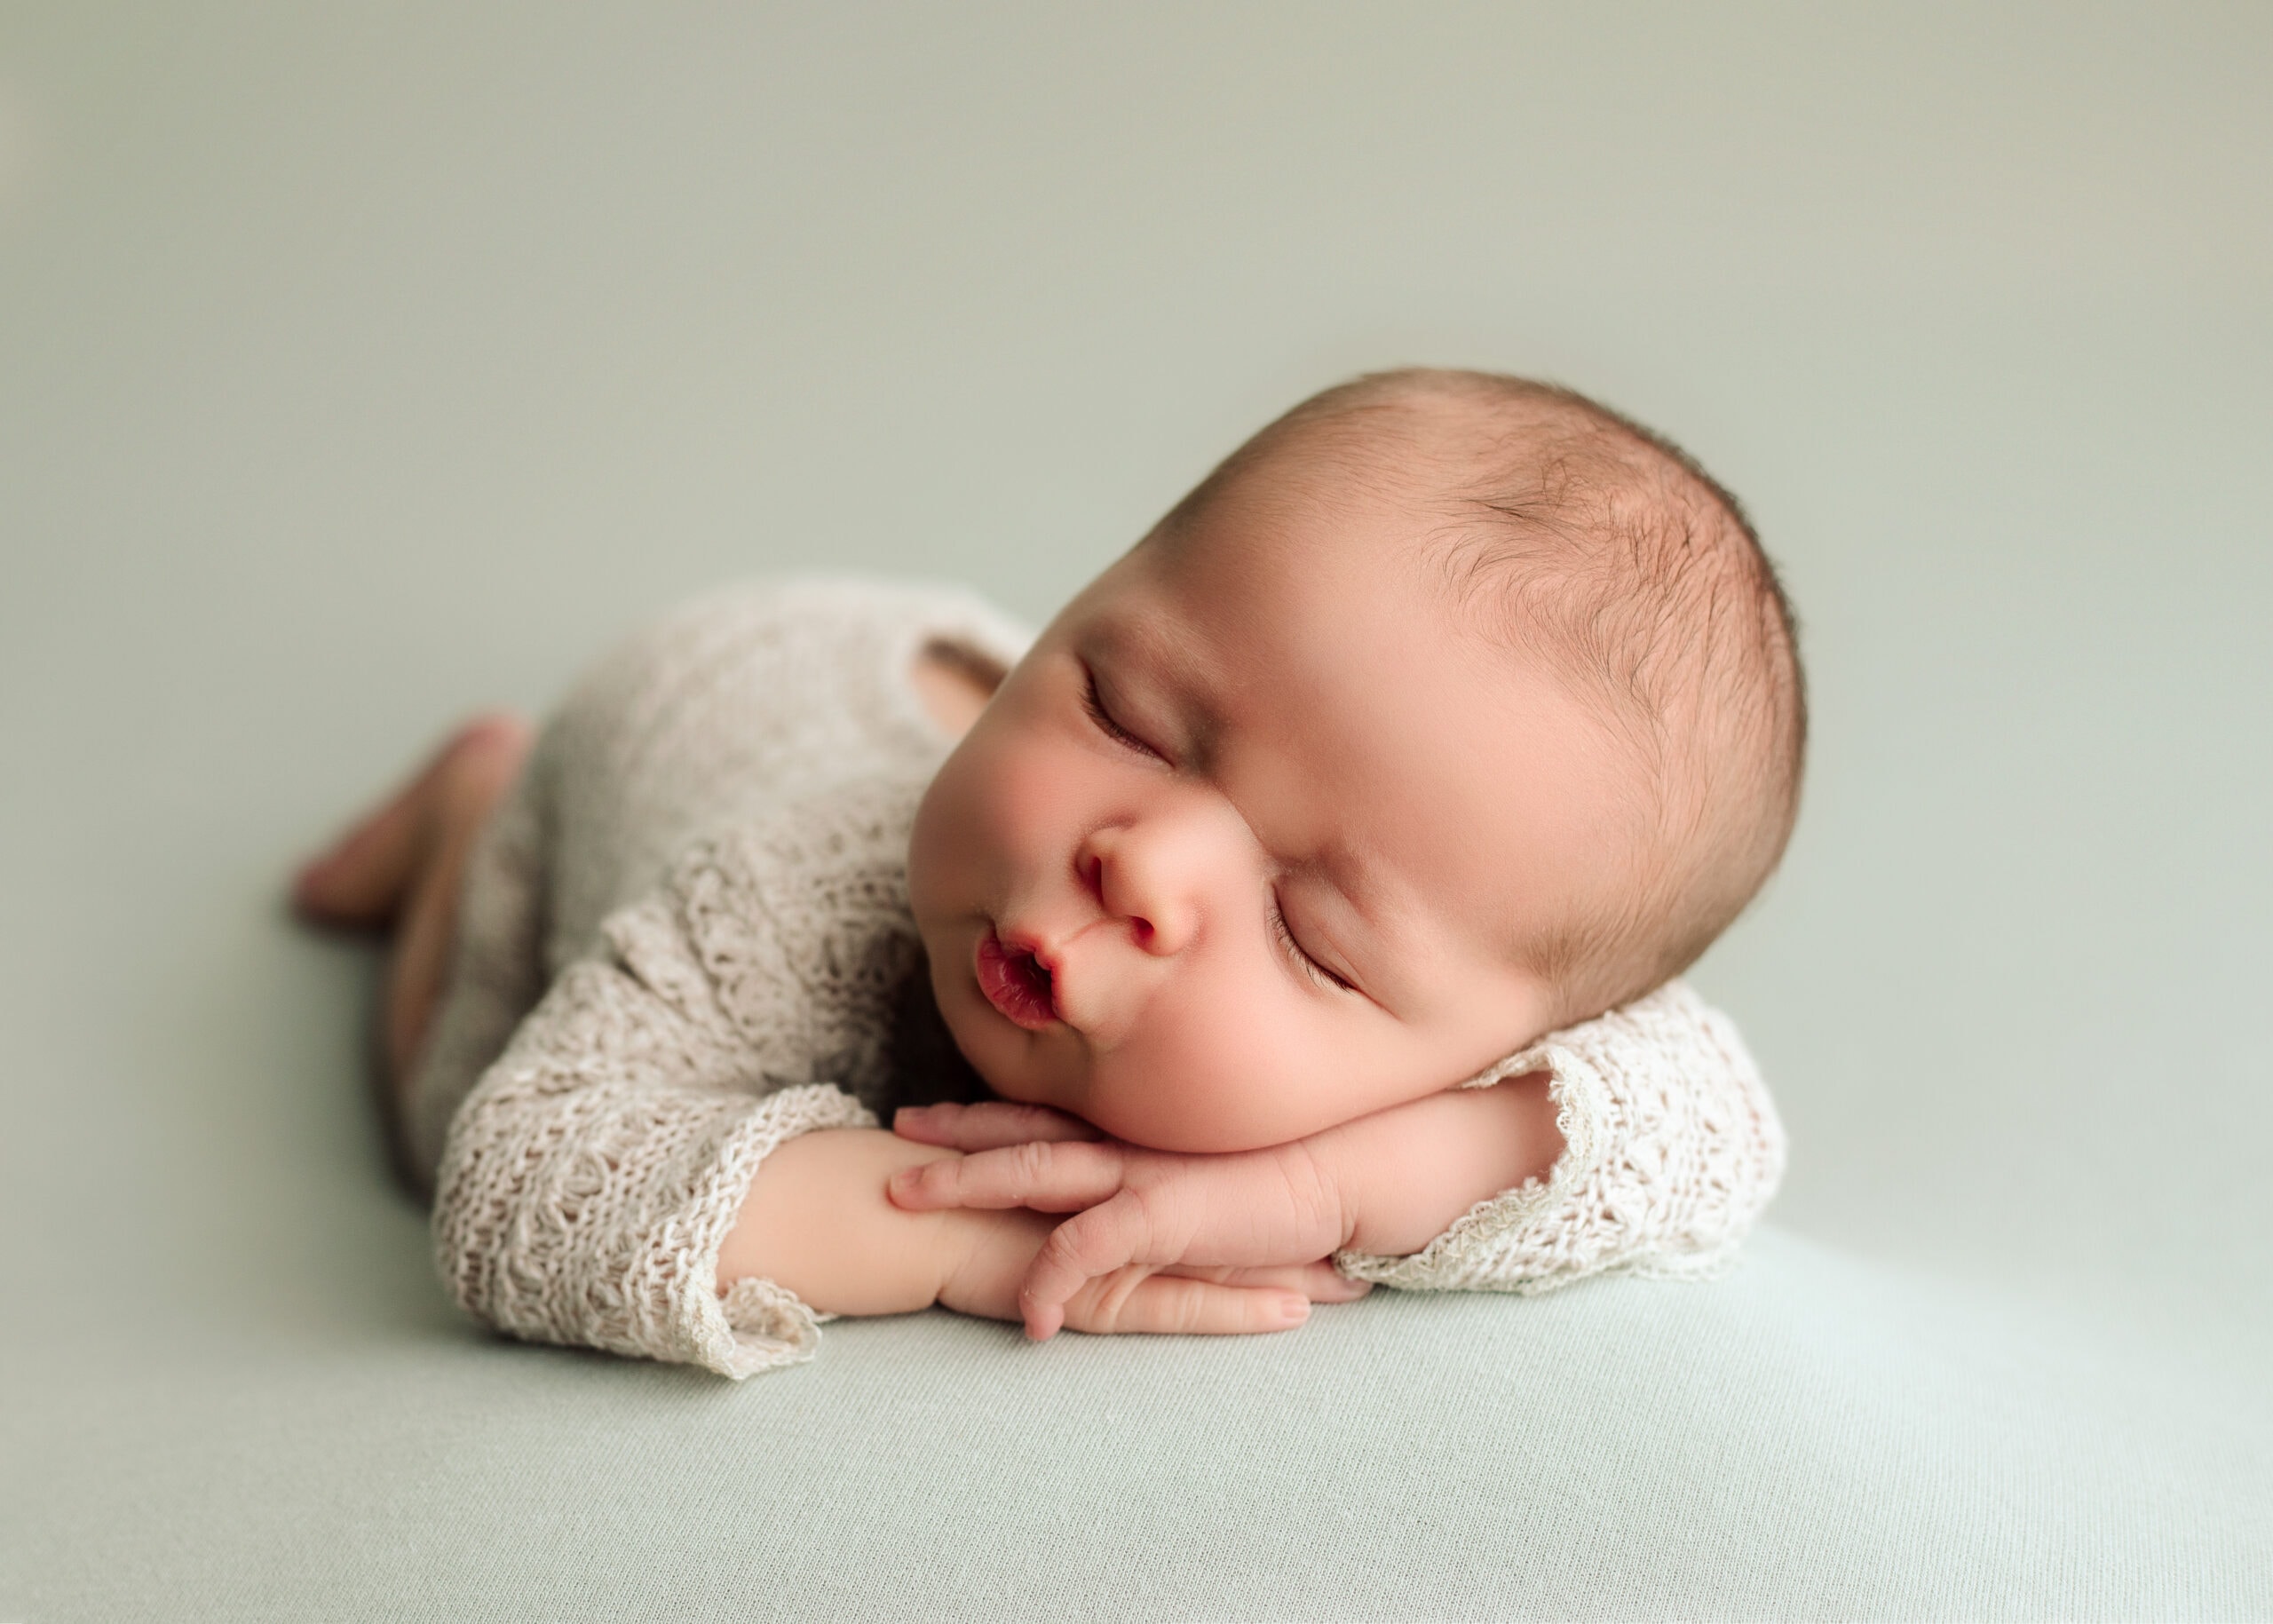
[416,578,1786,1379]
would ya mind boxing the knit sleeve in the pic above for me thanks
[1331,981,1787,1295]
[427,816,920,1380]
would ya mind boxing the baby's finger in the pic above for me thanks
[1018,1188,1182,1337]
[891,1101,1104,1150]
[1160,1260,1375,1304]
[888,1138,1129,1213]
[1058,1273,1310,1338]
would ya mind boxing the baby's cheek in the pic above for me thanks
[914,734,1050,899]
[984,739,1087,849]
[1095,996,1321,1153]
[910,742,989,891]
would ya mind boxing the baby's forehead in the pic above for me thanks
[1180,414,1650,698]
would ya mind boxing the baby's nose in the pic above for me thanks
[1081,828,1202,956]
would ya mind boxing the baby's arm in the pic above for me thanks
[717,1126,1013,1316]
[889,1077,1558,1338]
[718,1125,1358,1333]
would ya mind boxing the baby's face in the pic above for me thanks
[909,466,1639,1153]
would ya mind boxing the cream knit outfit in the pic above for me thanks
[411,578,1787,1380]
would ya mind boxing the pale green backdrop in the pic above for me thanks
[3,5,2268,1619]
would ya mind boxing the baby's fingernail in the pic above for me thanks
[1281,1295,1311,1326]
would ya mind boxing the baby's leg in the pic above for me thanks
[294,715,534,1109]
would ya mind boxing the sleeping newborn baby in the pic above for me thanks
[295,368,1802,1377]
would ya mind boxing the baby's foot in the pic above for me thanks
[292,713,533,930]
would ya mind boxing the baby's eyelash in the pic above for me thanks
[1271,895,1352,993]
[1081,667,1157,757]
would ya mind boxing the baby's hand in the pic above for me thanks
[891,1102,1370,1341]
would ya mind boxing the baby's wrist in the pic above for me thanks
[720,1127,978,1317]
[935,1205,1057,1323]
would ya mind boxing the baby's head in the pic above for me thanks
[910,368,1804,1153]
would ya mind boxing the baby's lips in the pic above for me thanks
[975,929,1059,1029]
